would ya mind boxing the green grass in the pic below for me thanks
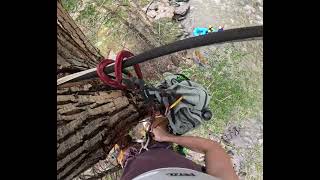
[61,0,79,13]
[140,0,152,6]
[77,3,97,23]
[153,18,184,45]
[243,143,263,180]
[181,44,263,179]
[143,44,262,136]
[181,45,262,135]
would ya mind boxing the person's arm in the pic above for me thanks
[151,126,239,180]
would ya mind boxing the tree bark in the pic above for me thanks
[57,1,147,180]
[57,80,146,180]
[57,1,103,75]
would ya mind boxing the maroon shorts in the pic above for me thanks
[120,142,204,180]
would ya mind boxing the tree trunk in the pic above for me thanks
[57,80,146,180]
[57,1,103,75]
[57,2,146,180]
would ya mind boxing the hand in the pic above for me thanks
[150,125,174,142]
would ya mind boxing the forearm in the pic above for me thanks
[164,135,238,180]
[164,135,216,153]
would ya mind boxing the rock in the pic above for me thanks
[173,15,187,21]
[142,6,147,12]
[149,2,159,10]
[169,0,180,7]
[174,3,190,16]
[183,32,189,36]
[158,3,174,12]
[157,2,165,11]
[147,10,157,18]
[177,16,187,21]
[154,13,174,20]
[160,0,170,6]
[154,6,175,20]
[160,0,169,3]
[175,0,189,2]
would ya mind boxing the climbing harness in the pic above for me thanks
[97,54,213,135]
[138,133,150,153]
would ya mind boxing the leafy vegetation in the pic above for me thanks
[181,45,262,135]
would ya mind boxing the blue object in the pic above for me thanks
[193,27,209,36]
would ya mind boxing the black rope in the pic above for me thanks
[71,25,262,82]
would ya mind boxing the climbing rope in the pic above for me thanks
[57,25,262,85]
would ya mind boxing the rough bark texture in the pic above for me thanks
[57,80,146,180]
[57,1,103,75]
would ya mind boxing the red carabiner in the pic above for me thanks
[97,59,124,89]
[114,50,143,85]
[97,50,143,90]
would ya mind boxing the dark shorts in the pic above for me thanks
[120,142,204,180]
